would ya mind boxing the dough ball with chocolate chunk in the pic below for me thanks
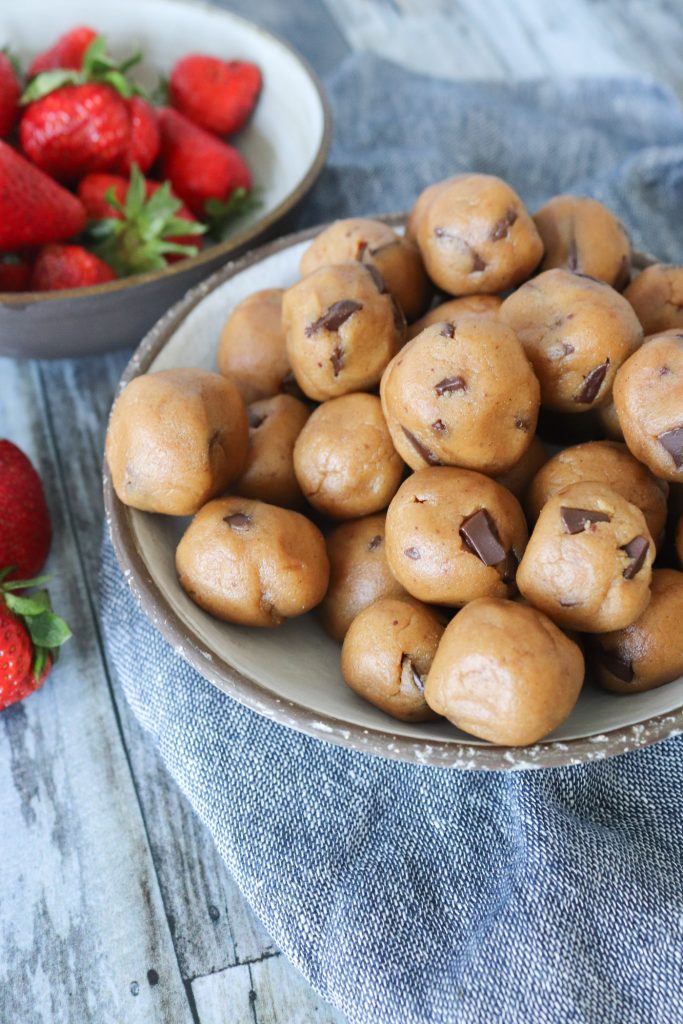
[217,289,291,404]
[341,596,443,721]
[107,368,248,516]
[517,481,654,632]
[385,467,528,606]
[380,319,540,476]
[533,195,631,289]
[596,397,624,441]
[235,394,310,509]
[282,262,405,401]
[612,330,683,483]
[318,515,407,643]
[526,440,669,545]
[624,264,683,334]
[410,174,544,295]
[299,218,432,323]
[176,497,329,627]
[590,569,683,693]
[495,435,548,501]
[407,294,502,341]
[499,269,643,413]
[293,393,403,519]
[424,597,584,746]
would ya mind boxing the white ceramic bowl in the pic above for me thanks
[104,220,683,770]
[0,0,330,358]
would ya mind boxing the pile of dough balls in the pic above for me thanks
[106,173,683,748]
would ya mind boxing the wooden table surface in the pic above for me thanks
[1,2,681,1022]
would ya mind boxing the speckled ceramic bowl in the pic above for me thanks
[104,221,683,770]
[0,0,330,359]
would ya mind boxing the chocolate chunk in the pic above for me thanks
[440,323,455,338]
[562,342,575,356]
[499,548,519,584]
[367,535,382,551]
[471,249,487,272]
[658,426,683,468]
[431,419,447,433]
[560,506,611,534]
[593,643,634,683]
[401,654,425,692]
[247,409,266,429]
[621,535,649,579]
[364,263,387,293]
[490,208,518,241]
[567,234,579,272]
[659,366,672,376]
[459,509,507,566]
[330,344,344,376]
[404,547,421,560]
[435,376,467,395]
[576,359,610,404]
[514,417,529,432]
[305,299,362,336]
[224,512,251,531]
[401,426,441,466]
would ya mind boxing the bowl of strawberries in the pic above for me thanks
[0,0,331,358]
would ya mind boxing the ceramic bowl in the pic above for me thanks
[0,0,330,359]
[104,219,683,770]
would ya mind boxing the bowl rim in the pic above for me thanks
[103,218,683,770]
[0,0,332,303]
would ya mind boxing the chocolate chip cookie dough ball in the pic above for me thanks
[499,269,643,413]
[410,174,544,295]
[299,218,432,323]
[385,467,527,606]
[590,569,683,693]
[380,319,540,476]
[235,395,310,509]
[517,481,654,632]
[526,441,669,545]
[217,289,290,404]
[425,597,584,746]
[407,294,502,341]
[176,497,329,627]
[624,264,683,334]
[341,597,444,721]
[612,330,683,483]
[107,368,248,516]
[495,435,548,501]
[318,515,407,643]
[293,393,403,519]
[533,195,631,289]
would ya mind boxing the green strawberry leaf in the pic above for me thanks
[4,590,51,616]
[32,646,48,682]
[22,35,146,104]
[1,574,51,591]
[21,68,80,103]
[26,608,72,649]
[204,188,262,241]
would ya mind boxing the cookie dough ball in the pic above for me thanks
[300,218,432,322]
[500,269,643,413]
[410,174,543,295]
[385,467,528,606]
[424,597,584,746]
[533,195,631,289]
[596,397,624,441]
[380,319,540,476]
[407,295,501,341]
[176,497,329,627]
[282,262,405,401]
[217,289,290,404]
[495,435,548,501]
[590,569,683,692]
[612,330,683,483]
[517,481,654,632]
[318,515,407,643]
[107,368,248,516]
[526,441,669,545]
[235,395,310,509]
[341,597,444,721]
[624,264,683,334]
[293,393,403,519]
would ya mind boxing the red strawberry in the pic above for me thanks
[0,253,33,292]
[156,107,251,216]
[117,97,159,175]
[28,26,98,78]
[170,55,261,136]
[0,575,71,711]
[0,52,21,138]
[0,440,51,581]
[31,244,116,290]
[0,141,86,250]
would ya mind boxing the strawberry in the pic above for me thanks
[0,573,71,711]
[117,96,159,175]
[0,253,33,292]
[0,141,86,250]
[170,55,261,136]
[28,26,98,78]
[31,244,116,290]
[156,107,252,217]
[0,440,51,580]
[81,165,205,274]
[0,52,21,138]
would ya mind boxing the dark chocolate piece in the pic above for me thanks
[440,323,455,338]
[471,249,487,272]
[404,547,421,560]
[499,548,519,585]
[434,376,467,395]
[560,507,611,534]
[490,207,518,241]
[576,359,610,404]
[459,509,507,566]
[658,426,683,469]
[367,535,382,551]
[224,512,251,531]
[659,366,672,376]
[562,342,575,356]
[364,263,387,294]
[431,419,447,433]
[401,426,441,466]
[247,409,266,429]
[401,654,425,692]
[621,535,649,579]
[593,643,634,683]
[330,344,344,376]
[305,299,362,336]
[514,417,529,432]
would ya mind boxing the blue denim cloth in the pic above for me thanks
[100,57,683,1024]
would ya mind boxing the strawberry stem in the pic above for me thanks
[21,35,145,103]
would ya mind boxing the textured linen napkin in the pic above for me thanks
[100,56,683,1024]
